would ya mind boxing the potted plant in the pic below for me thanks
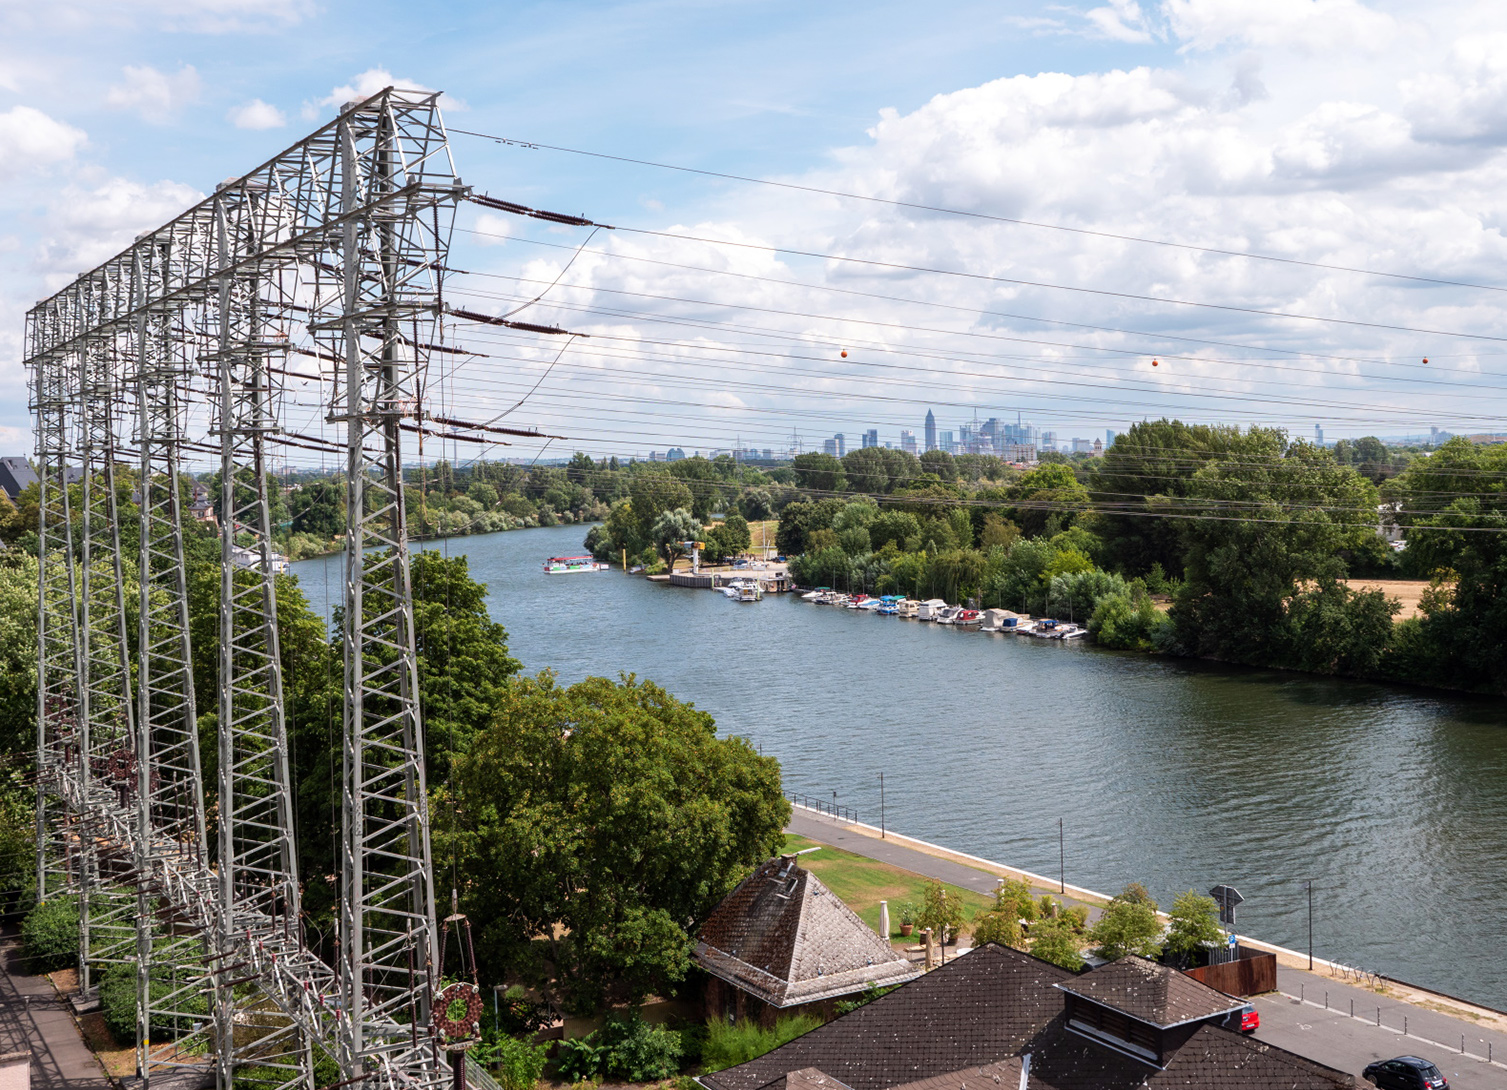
[898,901,918,937]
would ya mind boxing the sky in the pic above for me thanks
[5,0,1507,462]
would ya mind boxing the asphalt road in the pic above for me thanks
[1254,968,1507,1089]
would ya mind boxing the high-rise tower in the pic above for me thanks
[924,410,936,452]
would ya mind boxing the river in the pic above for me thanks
[292,523,1507,1008]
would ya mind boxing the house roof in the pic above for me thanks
[1057,956,1244,1028]
[699,945,1354,1090]
[0,458,38,502]
[694,856,921,1008]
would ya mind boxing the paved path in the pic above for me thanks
[0,930,110,1089]
[789,808,1507,1088]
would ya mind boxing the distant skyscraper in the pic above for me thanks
[822,438,838,456]
[863,428,879,449]
[1315,424,1325,446]
[924,410,937,452]
[1106,429,1117,448]
[900,429,918,454]
[1072,438,1092,454]
[836,433,846,458]
[939,430,955,453]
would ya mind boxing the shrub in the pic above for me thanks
[969,911,1022,949]
[833,983,898,1015]
[700,1014,822,1073]
[1030,918,1086,971]
[916,880,964,947]
[557,1011,682,1083]
[99,961,211,1043]
[20,896,76,974]
[1165,890,1224,967]
[1088,900,1163,961]
[493,1035,549,1090]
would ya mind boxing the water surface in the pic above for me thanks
[293,525,1507,1007]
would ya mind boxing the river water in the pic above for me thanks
[292,524,1507,1008]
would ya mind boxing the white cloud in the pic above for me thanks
[0,106,86,178]
[33,177,203,284]
[105,64,201,123]
[1085,0,1157,43]
[321,68,436,111]
[1162,0,1396,53]
[1403,34,1507,147]
[227,98,286,130]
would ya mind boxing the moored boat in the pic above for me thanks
[543,555,607,574]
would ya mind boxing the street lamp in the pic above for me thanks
[880,772,885,839]
[1302,880,1314,970]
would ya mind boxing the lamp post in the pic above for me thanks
[1303,880,1314,970]
[1059,818,1065,895]
[880,772,885,839]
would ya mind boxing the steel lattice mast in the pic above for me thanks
[24,87,468,1090]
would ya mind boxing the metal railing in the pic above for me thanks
[786,792,859,824]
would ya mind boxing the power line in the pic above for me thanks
[449,127,1507,296]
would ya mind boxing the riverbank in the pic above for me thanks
[786,804,1507,1038]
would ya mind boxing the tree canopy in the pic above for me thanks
[444,673,788,1015]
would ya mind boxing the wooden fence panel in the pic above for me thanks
[1184,952,1278,996]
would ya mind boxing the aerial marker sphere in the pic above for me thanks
[1422,357,1429,364]
[1152,359,1159,367]
[841,350,848,358]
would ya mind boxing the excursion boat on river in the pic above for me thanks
[543,555,608,574]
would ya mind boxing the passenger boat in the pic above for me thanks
[543,555,607,574]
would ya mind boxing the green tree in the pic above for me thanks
[1087,899,1162,961]
[774,498,845,556]
[0,552,39,760]
[629,473,695,543]
[791,452,844,493]
[717,513,751,556]
[1169,432,1391,672]
[651,508,702,570]
[1030,917,1086,971]
[1165,890,1224,966]
[1010,463,1091,538]
[917,879,965,953]
[289,479,344,538]
[918,450,957,482]
[443,673,788,1015]
[842,448,890,494]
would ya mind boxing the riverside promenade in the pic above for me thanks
[787,805,1507,1090]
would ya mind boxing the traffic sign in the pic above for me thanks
[1209,884,1244,926]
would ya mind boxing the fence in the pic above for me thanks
[1184,950,1277,997]
[786,793,860,825]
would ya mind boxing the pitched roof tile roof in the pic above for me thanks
[695,857,920,1008]
[1058,956,1243,1027]
[700,945,1355,1090]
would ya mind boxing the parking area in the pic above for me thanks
[1253,971,1507,1090]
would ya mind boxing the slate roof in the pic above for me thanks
[699,945,1355,1090]
[0,458,38,502]
[695,856,921,1008]
[1057,955,1244,1028]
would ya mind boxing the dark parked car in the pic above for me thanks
[1363,1056,1448,1089]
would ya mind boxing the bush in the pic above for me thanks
[700,1014,822,1073]
[21,896,76,974]
[493,1035,549,1090]
[99,961,211,1043]
[1030,918,1086,971]
[833,983,898,1015]
[556,1011,682,1082]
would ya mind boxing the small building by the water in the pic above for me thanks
[694,856,920,1027]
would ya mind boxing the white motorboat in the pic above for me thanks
[916,598,949,621]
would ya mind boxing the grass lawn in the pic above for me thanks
[782,833,994,940]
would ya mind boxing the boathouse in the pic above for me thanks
[694,856,920,1027]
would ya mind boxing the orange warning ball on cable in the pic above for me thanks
[1422,357,1429,364]
[1152,359,1159,367]
[841,350,848,358]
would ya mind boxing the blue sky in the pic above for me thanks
[5,0,1507,460]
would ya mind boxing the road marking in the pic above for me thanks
[1272,992,1507,1071]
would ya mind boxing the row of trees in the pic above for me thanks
[761,422,1506,694]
